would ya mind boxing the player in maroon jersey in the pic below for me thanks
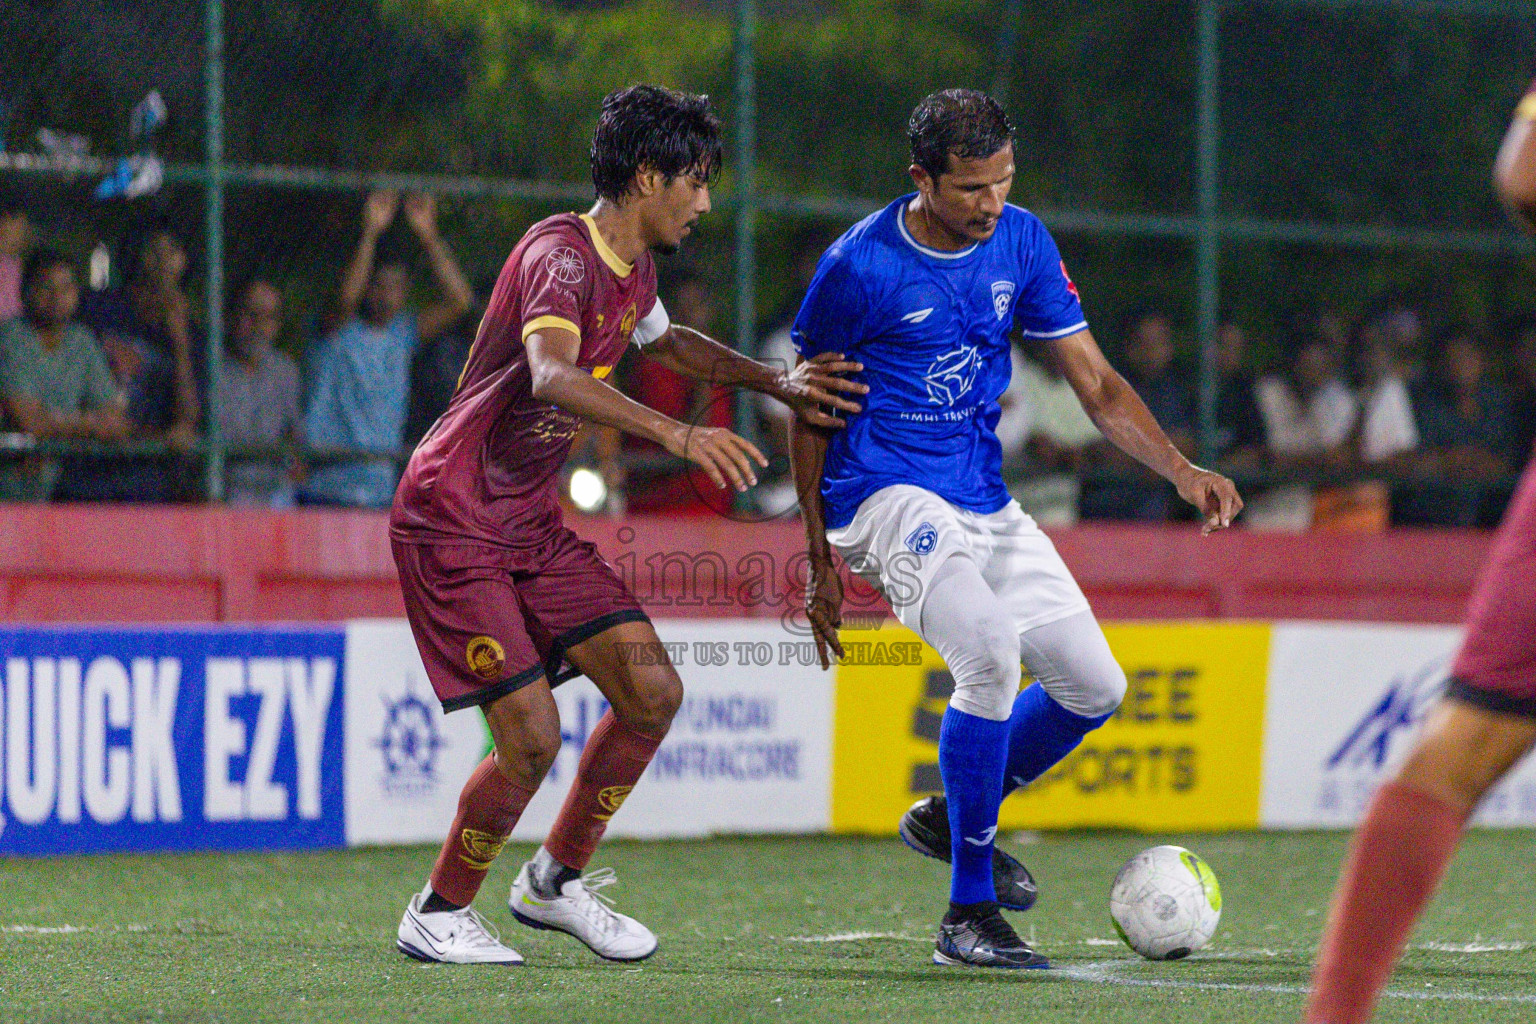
[1304,82,1536,1023]
[391,85,867,965]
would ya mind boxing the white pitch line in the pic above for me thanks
[1054,962,1536,1006]
[0,925,92,934]
[782,932,926,943]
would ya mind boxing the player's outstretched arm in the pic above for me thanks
[789,410,844,669]
[641,326,867,429]
[1495,89,1536,234]
[526,324,766,492]
[1050,328,1243,534]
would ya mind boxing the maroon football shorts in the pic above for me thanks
[392,530,649,713]
[1447,460,1536,718]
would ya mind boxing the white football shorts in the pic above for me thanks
[825,484,1091,636]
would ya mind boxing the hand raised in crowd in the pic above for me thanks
[362,189,400,238]
[780,352,868,429]
[403,192,439,239]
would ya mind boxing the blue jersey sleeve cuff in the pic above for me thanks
[1020,321,1088,339]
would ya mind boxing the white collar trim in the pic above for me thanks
[896,203,977,260]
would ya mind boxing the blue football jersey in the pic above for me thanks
[792,195,1088,530]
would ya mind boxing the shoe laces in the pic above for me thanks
[450,906,507,949]
[970,908,1024,951]
[568,867,623,933]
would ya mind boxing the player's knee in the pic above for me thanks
[616,667,683,736]
[947,613,1022,721]
[1074,660,1127,719]
[494,720,561,786]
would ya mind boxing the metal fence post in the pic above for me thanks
[1195,0,1221,468]
[203,0,226,501]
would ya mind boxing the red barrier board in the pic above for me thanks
[0,504,1493,624]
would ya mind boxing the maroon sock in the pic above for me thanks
[1305,781,1467,1024]
[543,711,664,870]
[427,754,536,908]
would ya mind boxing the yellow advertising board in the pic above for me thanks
[830,621,1270,833]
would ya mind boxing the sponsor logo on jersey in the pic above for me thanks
[1060,260,1079,299]
[904,521,939,556]
[457,827,510,870]
[922,344,982,405]
[545,247,585,285]
[465,636,506,680]
[901,307,935,324]
[594,784,633,821]
[990,280,1016,321]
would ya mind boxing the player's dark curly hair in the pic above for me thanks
[908,89,1015,181]
[590,85,723,203]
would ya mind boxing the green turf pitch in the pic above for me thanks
[3,832,1535,1023]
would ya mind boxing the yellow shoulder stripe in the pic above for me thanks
[522,315,581,341]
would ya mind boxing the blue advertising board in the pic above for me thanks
[0,626,346,855]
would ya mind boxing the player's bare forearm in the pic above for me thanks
[644,328,866,427]
[528,325,767,492]
[1052,328,1243,531]
[789,416,834,563]
[530,347,684,449]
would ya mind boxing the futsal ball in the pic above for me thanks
[1109,845,1222,960]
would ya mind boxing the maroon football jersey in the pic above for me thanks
[391,213,660,549]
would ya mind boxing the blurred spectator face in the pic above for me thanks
[23,262,79,330]
[1377,306,1424,367]
[363,264,409,325]
[672,279,716,333]
[1292,340,1335,395]
[1441,336,1484,393]
[138,231,187,289]
[0,209,29,256]
[1216,322,1246,378]
[232,281,283,360]
[1358,334,1395,386]
[1125,314,1174,379]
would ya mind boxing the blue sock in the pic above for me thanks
[939,706,1011,905]
[1001,683,1113,797]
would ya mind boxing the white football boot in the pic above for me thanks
[509,861,658,961]
[397,893,525,965]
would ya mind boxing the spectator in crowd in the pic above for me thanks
[1350,323,1418,468]
[1363,300,1427,385]
[302,189,472,508]
[1006,338,1104,526]
[404,300,480,449]
[0,249,127,499]
[66,218,204,501]
[1398,329,1513,527]
[1246,333,1358,530]
[1079,307,1194,520]
[1212,319,1267,472]
[1507,316,1536,463]
[622,269,733,514]
[0,198,30,322]
[219,277,303,507]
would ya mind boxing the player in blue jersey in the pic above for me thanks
[790,90,1243,969]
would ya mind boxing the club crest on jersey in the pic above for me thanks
[904,521,939,556]
[545,247,585,285]
[923,344,982,405]
[620,304,637,342]
[991,280,1016,321]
